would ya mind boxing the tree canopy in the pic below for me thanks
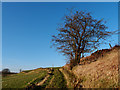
[51,10,114,69]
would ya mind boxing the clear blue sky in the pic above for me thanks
[2,2,118,72]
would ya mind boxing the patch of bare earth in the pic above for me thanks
[72,47,119,88]
[36,75,50,86]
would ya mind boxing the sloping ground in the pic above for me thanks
[72,46,119,88]
[79,46,119,65]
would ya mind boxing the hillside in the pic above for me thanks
[2,46,119,88]
[71,45,119,88]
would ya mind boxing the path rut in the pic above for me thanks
[36,74,50,86]
[59,68,73,88]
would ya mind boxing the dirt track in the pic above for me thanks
[37,74,50,86]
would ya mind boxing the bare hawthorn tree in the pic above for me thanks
[51,10,114,69]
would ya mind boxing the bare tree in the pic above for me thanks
[51,10,114,69]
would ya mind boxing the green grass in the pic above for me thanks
[2,68,68,88]
[41,75,53,88]
[22,70,32,73]
[46,67,61,69]
[29,74,46,85]
[0,75,2,89]
[47,69,67,88]
[2,70,47,88]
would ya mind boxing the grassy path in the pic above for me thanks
[46,75,54,88]
[40,74,53,88]
[59,68,74,88]
[46,68,67,88]
[31,68,67,89]
[27,74,52,89]
[60,68,83,88]
[37,74,50,86]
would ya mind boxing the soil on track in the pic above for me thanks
[36,75,50,86]
[26,68,67,89]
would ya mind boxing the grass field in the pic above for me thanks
[2,68,68,89]
[2,69,47,88]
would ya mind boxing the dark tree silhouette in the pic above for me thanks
[51,10,114,69]
[20,69,22,72]
[2,68,10,74]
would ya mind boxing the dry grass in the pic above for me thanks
[72,47,119,88]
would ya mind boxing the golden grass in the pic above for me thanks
[72,48,119,88]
